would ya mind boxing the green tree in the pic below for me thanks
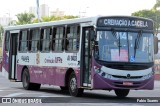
[63,15,78,19]
[8,20,17,26]
[132,9,160,32]
[0,25,4,42]
[153,0,160,9]
[16,12,35,25]
[132,1,160,34]
[32,15,78,23]
[41,16,54,22]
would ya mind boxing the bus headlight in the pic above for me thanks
[143,75,148,80]
[102,73,112,79]
[94,66,112,79]
[142,71,154,80]
[104,73,112,79]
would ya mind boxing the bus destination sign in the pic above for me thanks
[97,17,153,30]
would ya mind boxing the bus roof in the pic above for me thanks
[4,16,99,31]
[4,15,153,31]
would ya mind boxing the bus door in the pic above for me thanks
[8,30,19,80]
[80,26,93,87]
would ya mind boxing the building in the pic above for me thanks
[29,6,36,16]
[40,4,49,17]
[50,8,65,17]
[29,4,49,18]
[0,16,12,27]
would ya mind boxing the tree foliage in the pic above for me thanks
[15,11,79,24]
[131,9,160,32]
[63,15,78,19]
[16,12,35,25]
[32,15,78,23]
[153,0,160,9]
[131,1,160,34]
[0,25,4,42]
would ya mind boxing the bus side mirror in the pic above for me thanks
[154,36,158,54]
[89,30,95,41]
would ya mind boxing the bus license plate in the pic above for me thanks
[123,82,133,86]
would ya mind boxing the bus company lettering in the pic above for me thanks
[21,56,29,62]
[67,55,77,61]
[104,19,148,28]
[44,57,62,63]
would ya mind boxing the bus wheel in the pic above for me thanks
[22,68,41,90]
[114,89,130,98]
[68,72,84,97]
[22,68,32,90]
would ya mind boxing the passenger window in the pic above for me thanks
[66,25,80,51]
[52,27,65,51]
[5,32,10,52]
[19,30,28,51]
[30,29,40,52]
[41,28,52,52]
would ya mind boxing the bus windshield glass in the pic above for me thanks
[95,31,153,63]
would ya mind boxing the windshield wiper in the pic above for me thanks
[134,30,142,58]
[112,29,121,56]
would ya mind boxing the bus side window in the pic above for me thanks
[65,25,80,51]
[52,28,56,51]
[41,28,52,52]
[52,27,65,52]
[28,30,32,51]
[5,31,10,52]
[76,26,80,50]
[19,30,28,52]
[30,29,40,52]
[49,28,53,51]
[40,29,44,51]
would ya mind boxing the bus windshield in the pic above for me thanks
[95,30,154,63]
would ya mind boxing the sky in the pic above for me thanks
[0,0,157,19]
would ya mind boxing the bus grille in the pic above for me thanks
[112,75,143,79]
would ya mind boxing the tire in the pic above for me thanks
[68,72,84,97]
[114,89,130,98]
[22,68,41,90]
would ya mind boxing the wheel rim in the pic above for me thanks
[70,77,77,92]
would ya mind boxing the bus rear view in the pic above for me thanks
[92,16,155,97]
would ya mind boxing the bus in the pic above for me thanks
[1,16,158,97]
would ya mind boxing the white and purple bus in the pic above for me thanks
[1,16,158,97]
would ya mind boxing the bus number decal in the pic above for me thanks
[67,55,77,61]
[21,56,29,62]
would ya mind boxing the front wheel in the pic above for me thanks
[68,72,84,97]
[114,89,130,98]
[22,68,41,90]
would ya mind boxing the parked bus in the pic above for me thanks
[1,16,158,97]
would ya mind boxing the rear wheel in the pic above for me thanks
[22,68,41,90]
[114,89,130,98]
[68,72,84,97]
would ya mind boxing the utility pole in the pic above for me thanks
[36,0,40,22]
